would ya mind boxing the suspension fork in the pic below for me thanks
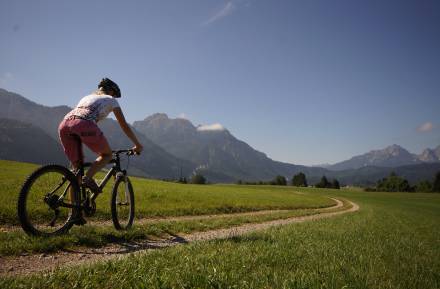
[115,170,129,200]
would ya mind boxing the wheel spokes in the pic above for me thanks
[116,180,131,227]
[26,171,74,234]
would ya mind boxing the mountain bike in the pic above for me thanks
[18,149,138,237]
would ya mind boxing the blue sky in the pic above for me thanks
[1,0,439,165]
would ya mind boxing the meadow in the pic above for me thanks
[0,160,333,226]
[0,160,335,254]
[1,160,439,288]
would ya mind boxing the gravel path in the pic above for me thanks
[0,198,358,277]
[0,206,331,233]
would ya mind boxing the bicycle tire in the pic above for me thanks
[110,175,135,230]
[17,164,80,236]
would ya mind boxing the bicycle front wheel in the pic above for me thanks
[111,175,135,230]
[17,164,80,236]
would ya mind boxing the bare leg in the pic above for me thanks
[86,145,112,179]
[70,161,80,202]
[69,161,82,220]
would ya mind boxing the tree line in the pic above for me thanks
[236,172,341,189]
[365,171,440,193]
[172,171,440,192]
[171,174,206,184]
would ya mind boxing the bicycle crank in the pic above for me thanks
[83,197,97,217]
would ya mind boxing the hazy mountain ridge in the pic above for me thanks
[0,88,71,140]
[328,144,440,171]
[326,163,440,186]
[0,118,67,165]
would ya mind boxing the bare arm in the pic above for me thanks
[113,107,143,153]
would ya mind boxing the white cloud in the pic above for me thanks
[197,123,226,131]
[203,1,236,26]
[177,113,188,120]
[417,122,434,133]
[0,72,14,86]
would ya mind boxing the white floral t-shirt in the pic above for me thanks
[65,94,120,122]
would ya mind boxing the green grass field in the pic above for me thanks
[0,160,333,226]
[0,160,335,255]
[1,160,439,288]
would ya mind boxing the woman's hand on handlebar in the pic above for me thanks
[132,143,143,155]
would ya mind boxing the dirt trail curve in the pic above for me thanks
[0,200,334,232]
[0,198,359,277]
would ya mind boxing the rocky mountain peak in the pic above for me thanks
[328,143,440,171]
[418,148,438,162]
[144,113,169,122]
[384,144,408,156]
[142,113,195,129]
[435,145,440,158]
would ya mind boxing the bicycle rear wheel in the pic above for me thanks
[17,164,80,236]
[110,175,135,230]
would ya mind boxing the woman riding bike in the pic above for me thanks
[58,78,143,224]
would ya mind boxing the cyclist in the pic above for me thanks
[58,78,143,223]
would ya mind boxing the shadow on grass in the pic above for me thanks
[59,231,189,255]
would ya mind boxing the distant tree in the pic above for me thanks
[316,176,330,188]
[272,175,287,186]
[178,176,187,184]
[236,179,243,185]
[315,176,340,189]
[244,181,265,185]
[292,172,308,187]
[433,172,440,193]
[331,179,340,189]
[376,172,412,192]
[191,174,206,185]
[415,180,432,192]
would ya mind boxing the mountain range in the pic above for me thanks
[133,113,327,182]
[327,144,440,171]
[0,88,324,181]
[1,87,439,185]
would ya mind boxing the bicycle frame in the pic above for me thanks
[47,158,125,211]
[77,155,126,204]
[46,149,133,213]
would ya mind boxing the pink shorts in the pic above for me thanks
[58,118,110,164]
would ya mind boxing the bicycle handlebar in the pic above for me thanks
[81,149,139,168]
[112,149,140,156]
